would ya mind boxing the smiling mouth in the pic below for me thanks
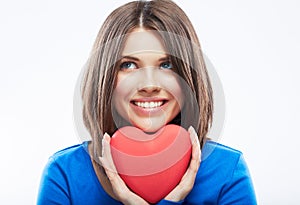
[131,101,166,109]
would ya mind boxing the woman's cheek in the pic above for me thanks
[159,74,184,107]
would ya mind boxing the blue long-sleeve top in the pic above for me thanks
[37,141,257,204]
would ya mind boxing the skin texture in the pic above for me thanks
[112,28,183,132]
[98,28,201,204]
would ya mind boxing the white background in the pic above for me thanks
[0,0,299,204]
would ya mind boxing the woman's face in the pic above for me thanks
[112,28,183,132]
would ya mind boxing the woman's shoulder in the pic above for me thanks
[51,142,87,156]
[38,142,114,204]
[201,140,242,162]
[204,140,242,153]
[47,142,90,168]
[187,141,257,204]
[198,140,247,186]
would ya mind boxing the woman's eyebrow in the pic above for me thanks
[158,56,170,62]
[120,56,140,61]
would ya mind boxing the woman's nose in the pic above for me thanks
[137,67,161,94]
[139,85,161,93]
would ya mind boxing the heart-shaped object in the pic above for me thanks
[110,124,192,203]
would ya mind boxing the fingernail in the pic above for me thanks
[189,126,198,143]
[188,126,195,136]
[103,133,110,141]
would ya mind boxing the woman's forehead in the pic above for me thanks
[121,28,166,56]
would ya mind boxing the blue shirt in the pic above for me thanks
[37,141,257,204]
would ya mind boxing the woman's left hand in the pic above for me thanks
[163,126,201,202]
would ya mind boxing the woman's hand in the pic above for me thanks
[164,126,201,202]
[99,133,149,205]
[99,126,201,204]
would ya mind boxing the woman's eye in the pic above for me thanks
[120,62,137,70]
[160,61,173,69]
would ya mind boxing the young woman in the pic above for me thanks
[37,0,257,204]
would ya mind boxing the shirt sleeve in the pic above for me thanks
[219,154,257,205]
[37,157,71,205]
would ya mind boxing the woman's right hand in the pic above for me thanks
[99,133,150,205]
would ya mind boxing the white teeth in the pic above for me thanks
[134,101,163,108]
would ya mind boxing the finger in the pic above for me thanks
[188,126,201,165]
[179,126,201,186]
[99,133,117,174]
[99,134,129,194]
[165,127,201,201]
[99,134,129,188]
[104,167,148,205]
[98,134,150,204]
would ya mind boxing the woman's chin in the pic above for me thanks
[131,120,167,133]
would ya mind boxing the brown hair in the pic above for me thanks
[82,0,213,161]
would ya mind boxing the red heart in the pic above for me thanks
[110,124,192,203]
